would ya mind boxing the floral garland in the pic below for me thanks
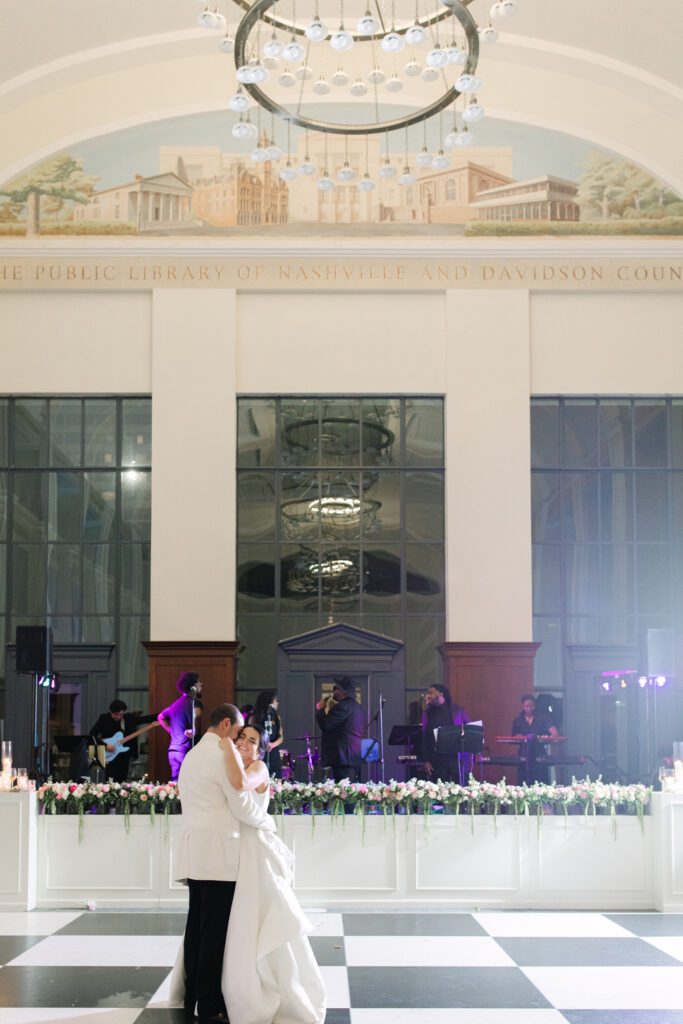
[36,776,652,837]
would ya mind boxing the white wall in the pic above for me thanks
[0,291,151,392]
[236,291,446,394]
[531,291,683,394]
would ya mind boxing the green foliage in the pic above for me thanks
[0,154,98,204]
[466,218,683,236]
[577,152,681,220]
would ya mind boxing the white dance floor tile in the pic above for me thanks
[643,936,683,963]
[0,1012,142,1024]
[350,1011,569,1024]
[306,912,344,936]
[7,935,182,967]
[146,972,173,1007]
[0,913,83,936]
[475,913,634,938]
[319,966,351,1008]
[344,935,516,968]
[522,966,683,1009]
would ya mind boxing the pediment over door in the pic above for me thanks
[279,622,402,672]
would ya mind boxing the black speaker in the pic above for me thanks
[16,625,53,674]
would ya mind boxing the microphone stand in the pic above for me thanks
[378,693,386,783]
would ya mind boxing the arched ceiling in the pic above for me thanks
[1,0,682,191]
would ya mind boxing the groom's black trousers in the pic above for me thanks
[185,878,236,1019]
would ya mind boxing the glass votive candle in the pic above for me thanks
[673,742,683,792]
[659,767,676,793]
[1,740,12,774]
[16,769,28,791]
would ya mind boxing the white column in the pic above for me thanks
[444,289,532,641]
[150,289,237,639]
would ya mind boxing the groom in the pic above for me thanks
[175,702,274,1022]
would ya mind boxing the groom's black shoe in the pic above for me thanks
[198,1014,229,1023]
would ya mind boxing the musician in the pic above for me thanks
[421,685,468,782]
[315,677,365,782]
[511,693,559,784]
[89,699,135,783]
[249,691,284,778]
[158,672,202,781]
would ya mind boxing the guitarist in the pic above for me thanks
[89,699,136,783]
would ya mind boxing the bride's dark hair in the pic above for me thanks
[239,723,269,760]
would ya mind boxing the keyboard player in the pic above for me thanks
[510,693,559,784]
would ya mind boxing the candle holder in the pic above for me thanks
[673,742,683,793]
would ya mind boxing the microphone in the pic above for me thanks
[189,685,198,697]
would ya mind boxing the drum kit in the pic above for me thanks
[279,734,331,783]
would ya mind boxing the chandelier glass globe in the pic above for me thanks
[367,66,386,84]
[312,74,331,94]
[404,59,422,77]
[350,77,368,96]
[317,172,335,190]
[479,24,499,44]
[444,129,459,149]
[447,42,467,64]
[296,64,314,80]
[331,67,349,86]
[421,66,439,82]
[491,0,516,19]
[250,63,269,84]
[455,72,482,92]
[337,162,357,181]
[278,70,297,87]
[357,12,378,35]
[379,160,396,178]
[416,146,433,167]
[426,47,449,68]
[212,11,227,30]
[263,55,280,69]
[251,144,269,162]
[198,7,219,29]
[236,63,255,83]
[330,29,354,52]
[385,75,403,92]
[228,89,250,112]
[299,158,317,175]
[305,19,329,41]
[283,38,305,61]
[455,126,476,146]
[405,23,426,45]
[266,142,283,160]
[219,34,235,53]
[462,98,485,123]
[357,174,375,191]
[263,34,283,58]
[399,166,416,185]
[279,161,297,181]
[381,32,405,54]
[232,118,258,141]
[432,149,449,169]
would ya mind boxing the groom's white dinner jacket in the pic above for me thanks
[175,731,274,883]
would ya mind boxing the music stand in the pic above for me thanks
[388,725,421,751]
[436,724,485,783]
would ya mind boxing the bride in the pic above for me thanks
[170,723,326,1024]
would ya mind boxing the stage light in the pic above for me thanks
[601,680,611,693]
[638,676,648,688]
[655,675,667,687]
[620,678,628,689]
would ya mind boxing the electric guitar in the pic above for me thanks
[102,721,160,764]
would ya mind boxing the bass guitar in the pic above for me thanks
[102,721,160,764]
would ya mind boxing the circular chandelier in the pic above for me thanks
[193,0,519,187]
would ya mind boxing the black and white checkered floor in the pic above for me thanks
[1,909,683,1023]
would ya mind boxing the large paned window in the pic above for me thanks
[236,397,445,707]
[531,397,683,689]
[0,397,151,706]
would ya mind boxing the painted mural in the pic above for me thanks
[1,111,681,238]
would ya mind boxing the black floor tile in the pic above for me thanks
[322,1012,351,1024]
[136,1011,195,1024]
[56,912,187,936]
[310,935,346,966]
[342,912,487,936]
[606,913,683,937]
[0,935,45,966]
[0,966,170,1007]
[347,965,551,1008]
[498,936,682,967]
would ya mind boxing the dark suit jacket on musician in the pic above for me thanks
[315,696,365,773]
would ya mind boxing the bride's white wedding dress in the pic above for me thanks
[169,785,326,1024]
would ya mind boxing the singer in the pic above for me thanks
[157,672,203,781]
[315,677,365,783]
[421,685,468,782]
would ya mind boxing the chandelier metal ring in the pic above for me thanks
[233,0,480,136]
[231,0,476,42]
